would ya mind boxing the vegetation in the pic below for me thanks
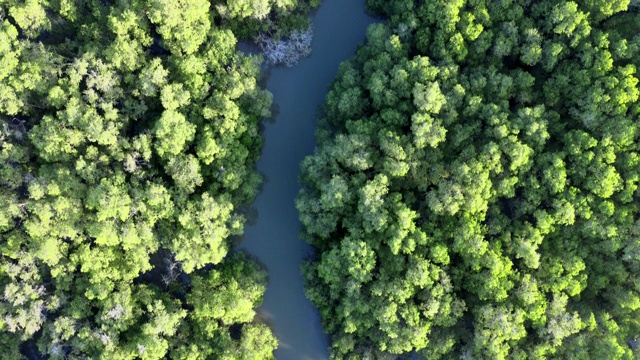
[297,1,640,359]
[0,0,318,358]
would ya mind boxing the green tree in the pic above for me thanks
[298,1,640,358]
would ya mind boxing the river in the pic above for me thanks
[236,1,376,359]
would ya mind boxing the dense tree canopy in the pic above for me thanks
[0,0,319,358]
[298,1,640,359]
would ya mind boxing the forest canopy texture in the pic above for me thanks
[297,1,640,359]
[0,0,318,359]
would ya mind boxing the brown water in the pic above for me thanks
[237,1,377,359]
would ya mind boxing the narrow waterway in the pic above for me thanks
[237,1,376,359]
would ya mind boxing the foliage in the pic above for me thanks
[217,0,322,39]
[298,1,640,359]
[0,0,323,357]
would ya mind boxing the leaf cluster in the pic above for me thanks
[298,1,640,359]
[0,0,318,358]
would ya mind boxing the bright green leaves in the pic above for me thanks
[458,12,483,42]
[168,193,238,272]
[296,173,352,241]
[405,255,436,289]
[542,294,584,346]
[300,2,640,358]
[28,54,125,161]
[105,2,153,71]
[203,27,237,71]
[330,133,375,171]
[233,323,278,360]
[85,175,132,223]
[579,0,633,21]
[341,239,376,283]
[165,154,203,194]
[0,252,55,340]
[160,83,191,111]
[411,112,447,149]
[410,81,448,148]
[29,115,84,162]
[195,125,222,165]
[187,253,266,325]
[0,20,21,115]
[143,183,174,223]
[514,274,547,325]
[224,0,272,20]
[427,159,492,216]
[555,312,632,359]
[336,87,365,119]
[306,229,462,358]
[564,131,623,199]
[35,284,188,360]
[520,28,544,66]
[138,59,169,97]
[171,253,274,359]
[153,110,196,158]
[146,0,210,55]
[319,175,351,210]
[550,3,592,47]
[379,131,410,177]
[0,0,283,357]
[384,197,421,255]
[358,174,389,233]
[6,0,51,38]
[471,305,527,359]
[0,120,29,234]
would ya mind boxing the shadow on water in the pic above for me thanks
[236,1,378,359]
[236,204,260,227]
